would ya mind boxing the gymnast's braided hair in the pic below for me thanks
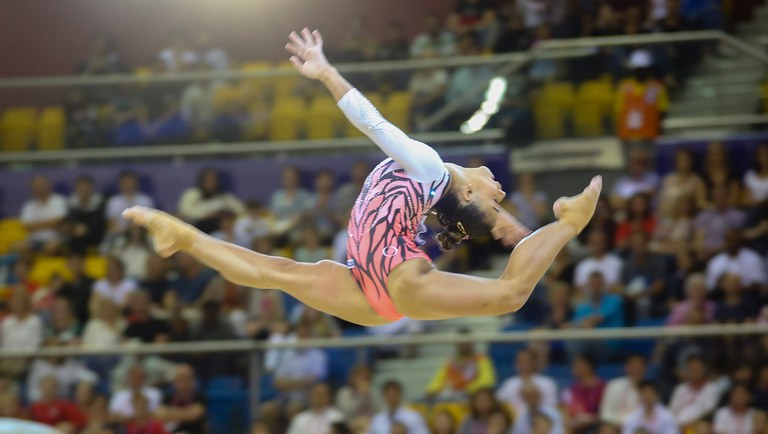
[432,190,494,251]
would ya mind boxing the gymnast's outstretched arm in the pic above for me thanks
[286,28,444,183]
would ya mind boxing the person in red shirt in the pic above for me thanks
[29,375,87,433]
[563,354,606,434]
[124,393,167,434]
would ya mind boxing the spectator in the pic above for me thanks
[179,69,217,142]
[234,201,273,248]
[712,383,764,434]
[701,142,741,207]
[287,383,344,434]
[77,34,123,75]
[445,33,494,121]
[507,173,548,230]
[705,230,766,291]
[621,381,678,434]
[545,250,576,287]
[426,328,496,402]
[59,253,95,325]
[615,50,668,149]
[668,355,721,428]
[110,355,175,393]
[169,253,220,307]
[694,187,746,259]
[334,16,377,62]
[67,175,106,254]
[109,364,162,420]
[432,410,458,434]
[270,166,312,235]
[27,347,97,403]
[666,274,715,326]
[335,364,380,420]
[447,0,497,47]
[82,297,124,349]
[517,0,552,29]
[333,161,369,218]
[123,290,170,344]
[615,194,656,250]
[141,255,172,307]
[125,393,168,434]
[601,355,647,428]
[611,150,660,211]
[155,364,206,434]
[408,51,449,127]
[20,175,67,253]
[497,349,558,416]
[410,14,456,58]
[651,195,697,255]
[744,144,768,205]
[458,387,503,434]
[178,168,245,233]
[81,394,112,434]
[109,224,153,280]
[572,271,625,358]
[579,197,617,246]
[45,297,81,345]
[306,170,342,242]
[714,273,757,324]
[91,256,138,310]
[658,149,707,218]
[158,32,197,72]
[512,381,564,434]
[294,227,330,263]
[367,380,429,434]
[105,171,154,236]
[743,197,768,255]
[494,13,531,53]
[486,410,513,434]
[376,21,410,62]
[562,354,606,434]
[29,376,87,434]
[293,306,340,338]
[620,231,667,321]
[0,289,44,376]
[211,210,238,244]
[574,231,624,293]
[193,31,229,72]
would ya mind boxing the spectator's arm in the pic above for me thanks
[467,357,496,392]
[673,386,719,426]
[425,362,448,397]
[599,382,625,426]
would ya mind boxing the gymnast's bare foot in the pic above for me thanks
[552,176,602,235]
[122,206,198,258]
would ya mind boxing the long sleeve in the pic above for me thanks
[467,357,496,392]
[337,89,445,183]
[426,362,448,394]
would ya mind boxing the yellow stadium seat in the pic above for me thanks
[346,93,383,137]
[533,98,566,139]
[573,80,615,136]
[244,100,270,140]
[0,219,27,254]
[1,107,37,151]
[541,82,575,110]
[273,61,299,98]
[382,92,412,132]
[37,106,65,150]
[762,81,768,114]
[29,257,72,285]
[241,62,272,102]
[269,98,307,141]
[306,96,343,139]
[85,256,108,279]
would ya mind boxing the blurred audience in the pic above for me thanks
[426,328,496,403]
[20,176,68,254]
[368,380,429,434]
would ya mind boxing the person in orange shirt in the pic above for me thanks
[425,328,496,403]
[615,50,669,153]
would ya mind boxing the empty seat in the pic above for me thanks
[269,98,306,141]
[84,255,108,279]
[37,107,65,150]
[0,219,27,254]
[1,107,37,151]
[29,257,72,284]
[306,96,343,139]
[382,92,412,131]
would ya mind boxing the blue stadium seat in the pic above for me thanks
[205,377,249,434]
[326,348,371,388]
[623,318,666,357]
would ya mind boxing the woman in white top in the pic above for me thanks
[178,168,245,233]
[744,144,768,205]
[713,383,765,434]
[109,225,153,280]
[82,298,125,349]
[658,149,707,218]
[90,256,138,311]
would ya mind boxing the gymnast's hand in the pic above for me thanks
[122,206,198,258]
[285,28,332,80]
[491,209,532,247]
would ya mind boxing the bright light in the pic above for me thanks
[461,76,508,135]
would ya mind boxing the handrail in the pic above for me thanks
[0,323,763,359]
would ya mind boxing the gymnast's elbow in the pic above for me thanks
[494,279,533,314]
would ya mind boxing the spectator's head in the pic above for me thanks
[218,210,237,232]
[129,290,152,320]
[628,230,651,256]
[201,300,222,326]
[732,363,754,384]
[724,229,743,256]
[127,223,148,245]
[38,375,59,402]
[469,387,499,418]
[486,409,512,434]
[74,175,95,201]
[94,296,119,323]
[585,271,607,298]
[50,297,76,331]
[351,161,370,185]
[67,252,86,276]
[674,149,695,175]
[532,412,554,434]
[348,364,372,390]
[381,380,403,409]
[301,226,322,250]
[309,382,332,411]
[456,32,480,56]
[572,353,597,381]
[432,409,457,434]
[250,421,272,434]
[520,381,542,409]
[684,355,709,384]
[580,12,596,36]
[627,149,652,177]
[719,273,742,297]
[710,185,729,210]
[638,380,659,408]
[118,171,139,195]
[281,165,302,190]
[627,193,651,220]
[625,354,647,383]
[424,14,443,37]
[127,364,147,392]
[294,321,311,340]
[684,273,707,304]
[587,230,609,257]
[391,421,409,434]
[176,252,202,276]
[455,327,474,358]
[198,168,223,197]
[507,13,525,31]
[74,382,95,407]
[314,169,335,195]
[0,392,21,418]
[105,255,126,283]
[30,175,52,200]
[729,383,752,410]
[8,289,32,317]
[515,348,538,376]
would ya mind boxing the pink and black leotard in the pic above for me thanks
[337,89,450,321]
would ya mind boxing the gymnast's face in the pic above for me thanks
[462,165,506,226]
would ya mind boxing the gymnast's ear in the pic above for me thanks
[459,184,473,203]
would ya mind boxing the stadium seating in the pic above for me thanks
[574,80,614,136]
[381,91,412,131]
[269,97,307,141]
[0,219,27,255]
[532,83,575,139]
[1,107,37,151]
[306,96,344,139]
[36,107,65,150]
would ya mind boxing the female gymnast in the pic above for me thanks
[123,28,602,326]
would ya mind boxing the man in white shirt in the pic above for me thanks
[20,175,67,252]
[668,355,722,427]
[26,356,97,402]
[512,381,564,434]
[601,355,647,428]
[574,231,624,292]
[272,323,329,405]
[108,364,162,420]
[496,349,558,416]
[611,150,659,211]
[0,289,43,351]
[105,171,154,235]
[705,230,767,290]
[622,381,678,434]
[367,380,429,434]
[286,383,344,434]
[713,383,760,434]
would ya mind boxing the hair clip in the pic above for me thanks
[456,222,470,240]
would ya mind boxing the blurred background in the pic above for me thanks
[1,0,768,433]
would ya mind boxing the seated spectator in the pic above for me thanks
[82,297,124,349]
[287,383,344,434]
[335,364,380,420]
[620,231,667,322]
[705,230,766,291]
[234,201,273,248]
[601,355,647,428]
[20,175,68,253]
[410,14,456,58]
[507,173,548,231]
[29,376,87,434]
[408,53,449,127]
[178,168,245,233]
[621,381,677,434]
[292,306,341,338]
[155,364,206,434]
[579,197,617,247]
[615,194,656,250]
[431,410,457,434]
[294,227,329,263]
[306,170,342,242]
[123,290,169,344]
[211,210,238,244]
[743,143,768,205]
[91,256,138,311]
[190,300,236,379]
[614,50,668,148]
[81,394,113,434]
[562,354,606,434]
[666,274,715,326]
[571,272,625,360]
[67,175,106,254]
[270,166,312,236]
[0,289,43,376]
[446,0,497,48]
[426,328,496,402]
[611,150,659,212]
[157,32,197,72]
[193,31,229,72]
[494,13,530,53]
[59,253,95,325]
[179,70,217,142]
[105,171,154,237]
[714,273,757,324]
[141,255,172,307]
[545,250,576,287]
[743,197,768,255]
[512,381,564,434]
[27,349,97,403]
[445,33,494,121]
[528,24,558,82]
[694,186,746,259]
[651,195,697,255]
[108,224,153,280]
[497,349,558,416]
[77,34,123,75]
[668,355,721,428]
[109,364,162,421]
[125,393,168,434]
[45,297,81,345]
[110,355,175,392]
[702,142,741,206]
[368,380,429,434]
[458,388,503,434]
[169,253,220,307]
[712,383,761,434]
[333,161,369,219]
[574,231,623,294]
[658,149,707,218]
